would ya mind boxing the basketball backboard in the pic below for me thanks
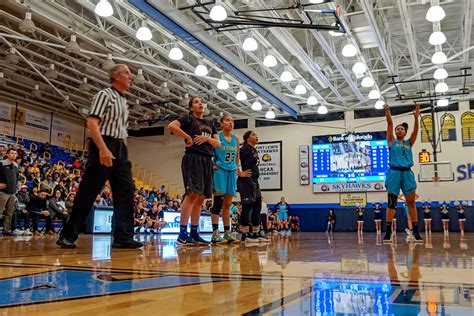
[418,161,455,182]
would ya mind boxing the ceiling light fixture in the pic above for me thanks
[433,68,448,80]
[280,69,293,82]
[65,34,81,54]
[317,105,328,114]
[368,89,381,99]
[194,63,208,76]
[429,31,446,45]
[45,64,58,80]
[133,69,146,84]
[0,72,6,87]
[265,108,276,119]
[32,84,41,98]
[4,48,19,64]
[79,77,91,92]
[294,83,307,95]
[160,82,170,97]
[341,43,357,57]
[361,77,375,88]
[251,101,263,111]
[375,100,385,109]
[263,52,278,67]
[307,95,318,106]
[431,51,447,64]
[209,0,228,21]
[102,53,115,70]
[136,21,152,41]
[95,0,113,17]
[309,0,325,3]
[19,10,35,34]
[426,5,445,22]
[437,99,449,107]
[217,75,229,90]
[242,36,258,51]
[168,44,183,61]
[62,95,71,107]
[352,62,367,75]
[236,89,247,101]
[435,82,449,93]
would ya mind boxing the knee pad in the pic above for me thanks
[388,193,398,209]
[210,195,224,215]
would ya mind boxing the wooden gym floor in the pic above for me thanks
[0,232,473,315]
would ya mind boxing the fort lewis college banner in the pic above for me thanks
[255,141,282,191]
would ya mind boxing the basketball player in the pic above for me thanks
[399,193,419,242]
[356,205,364,234]
[210,115,239,244]
[422,200,432,234]
[440,201,450,235]
[275,197,291,236]
[168,96,220,246]
[373,202,382,233]
[237,131,268,243]
[383,104,423,243]
[455,201,467,236]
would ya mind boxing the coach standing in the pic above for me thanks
[0,148,18,236]
[57,64,142,249]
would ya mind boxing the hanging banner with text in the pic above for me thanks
[440,113,456,141]
[461,111,474,147]
[339,192,367,207]
[255,141,282,191]
[421,115,433,143]
[25,109,50,131]
[0,102,11,122]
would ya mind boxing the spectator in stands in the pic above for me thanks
[12,198,31,235]
[72,158,81,169]
[0,148,19,236]
[55,180,67,199]
[49,189,68,227]
[146,204,165,234]
[93,194,108,207]
[65,193,75,214]
[16,184,30,206]
[134,203,147,234]
[16,144,26,160]
[0,146,5,159]
[158,185,166,195]
[28,189,53,236]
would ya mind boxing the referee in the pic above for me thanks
[57,64,142,249]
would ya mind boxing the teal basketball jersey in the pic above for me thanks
[214,132,238,171]
[389,140,413,168]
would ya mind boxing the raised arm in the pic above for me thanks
[385,104,395,146]
[409,104,420,146]
[167,120,192,146]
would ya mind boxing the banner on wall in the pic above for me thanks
[0,102,11,122]
[440,113,456,141]
[255,141,282,191]
[421,115,433,143]
[313,181,385,193]
[25,109,50,131]
[11,108,25,125]
[339,192,367,207]
[461,111,474,147]
[299,145,310,185]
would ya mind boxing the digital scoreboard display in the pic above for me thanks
[312,132,389,190]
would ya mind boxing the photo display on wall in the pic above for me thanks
[299,145,310,185]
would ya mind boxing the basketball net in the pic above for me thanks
[432,176,441,188]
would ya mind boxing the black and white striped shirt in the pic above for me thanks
[89,87,129,139]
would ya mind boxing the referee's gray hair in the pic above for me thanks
[109,64,127,83]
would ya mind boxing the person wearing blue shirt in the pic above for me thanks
[275,197,291,236]
[383,104,422,243]
[210,115,240,244]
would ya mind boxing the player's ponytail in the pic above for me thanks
[242,130,253,145]
[396,122,409,133]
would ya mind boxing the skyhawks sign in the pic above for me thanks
[313,181,386,193]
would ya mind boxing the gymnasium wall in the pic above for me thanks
[0,98,86,149]
[129,100,474,204]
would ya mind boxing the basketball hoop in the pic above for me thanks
[336,4,341,17]
[432,176,440,187]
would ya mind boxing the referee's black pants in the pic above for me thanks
[60,137,135,242]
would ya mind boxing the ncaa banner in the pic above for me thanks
[25,109,50,131]
[313,181,385,193]
[256,141,282,191]
[0,102,11,122]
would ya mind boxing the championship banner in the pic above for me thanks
[421,115,433,143]
[0,102,11,122]
[461,111,474,147]
[440,113,456,141]
[339,192,367,207]
[255,141,282,191]
[313,181,385,193]
[25,109,50,131]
